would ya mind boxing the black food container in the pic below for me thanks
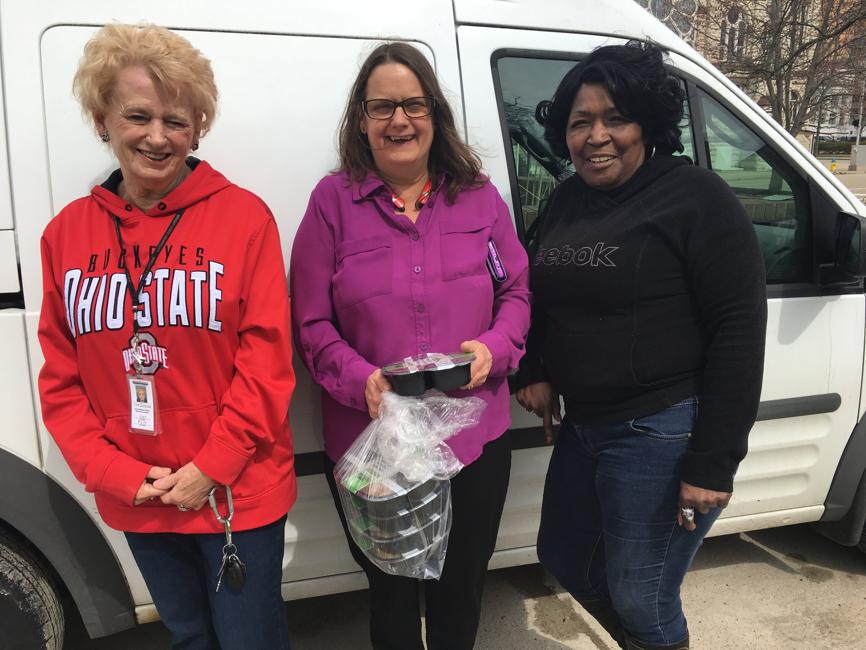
[363,513,445,561]
[382,352,475,396]
[350,477,439,521]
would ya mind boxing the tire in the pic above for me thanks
[0,528,64,650]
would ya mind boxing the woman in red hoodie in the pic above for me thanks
[37,24,295,649]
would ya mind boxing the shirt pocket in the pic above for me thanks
[334,236,393,306]
[440,216,491,281]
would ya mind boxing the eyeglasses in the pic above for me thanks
[361,97,435,120]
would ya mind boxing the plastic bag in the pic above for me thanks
[334,390,486,579]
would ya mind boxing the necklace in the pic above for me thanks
[391,179,432,212]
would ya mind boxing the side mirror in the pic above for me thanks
[835,212,866,278]
[820,212,866,285]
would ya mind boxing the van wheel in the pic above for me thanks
[0,529,64,650]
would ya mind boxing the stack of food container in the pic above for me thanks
[339,469,451,578]
[335,351,480,578]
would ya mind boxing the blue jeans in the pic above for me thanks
[125,515,290,650]
[537,398,718,648]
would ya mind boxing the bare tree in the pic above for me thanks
[692,0,866,136]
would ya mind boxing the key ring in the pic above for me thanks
[208,485,234,524]
[209,484,246,593]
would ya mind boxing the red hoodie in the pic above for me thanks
[38,159,296,533]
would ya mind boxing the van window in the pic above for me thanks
[697,89,811,284]
[497,57,575,231]
[495,55,694,233]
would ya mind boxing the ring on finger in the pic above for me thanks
[177,504,190,512]
[680,507,695,522]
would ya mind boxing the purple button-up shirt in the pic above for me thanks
[290,171,530,465]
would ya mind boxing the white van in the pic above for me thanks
[3,0,866,646]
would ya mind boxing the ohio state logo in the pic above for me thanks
[122,332,169,374]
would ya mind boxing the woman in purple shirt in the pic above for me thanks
[290,42,530,650]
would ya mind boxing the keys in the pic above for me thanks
[209,485,246,592]
[216,543,246,592]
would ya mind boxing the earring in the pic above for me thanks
[100,132,110,143]
[191,142,199,151]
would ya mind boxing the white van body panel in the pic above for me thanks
[0,53,19,294]
[0,232,20,293]
[0,311,39,465]
[0,54,14,232]
[454,0,688,50]
[734,297,864,518]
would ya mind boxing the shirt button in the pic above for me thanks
[157,202,167,210]
[416,304,425,313]
[124,204,133,212]
[419,343,429,351]
[413,265,422,273]
[411,232,419,241]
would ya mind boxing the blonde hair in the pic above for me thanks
[73,23,218,137]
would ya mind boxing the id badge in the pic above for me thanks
[127,374,162,435]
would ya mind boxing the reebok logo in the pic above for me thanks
[534,242,619,268]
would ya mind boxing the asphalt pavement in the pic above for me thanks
[64,523,866,649]
[819,155,866,200]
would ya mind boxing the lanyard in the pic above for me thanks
[112,210,184,366]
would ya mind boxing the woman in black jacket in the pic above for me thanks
[514,42,767,650]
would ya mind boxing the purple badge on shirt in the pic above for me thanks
[486,239,508,282]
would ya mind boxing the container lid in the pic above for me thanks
[361,512,443,543]
[361,484,443,522]
[382,352,475,375]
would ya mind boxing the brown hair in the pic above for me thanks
[337,41,484,202]
[73,23,218,139]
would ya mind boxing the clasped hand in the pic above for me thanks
[133,462,216,510]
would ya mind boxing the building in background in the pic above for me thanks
[636,0,866,149]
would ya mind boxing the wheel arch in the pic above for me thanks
[0,447,136,638]
[815,412,866,546]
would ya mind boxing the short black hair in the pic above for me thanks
[537,41,685,159]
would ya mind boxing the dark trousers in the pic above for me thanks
[125,515,290,650]
[326,432,512,650]
[537,398,719,649]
